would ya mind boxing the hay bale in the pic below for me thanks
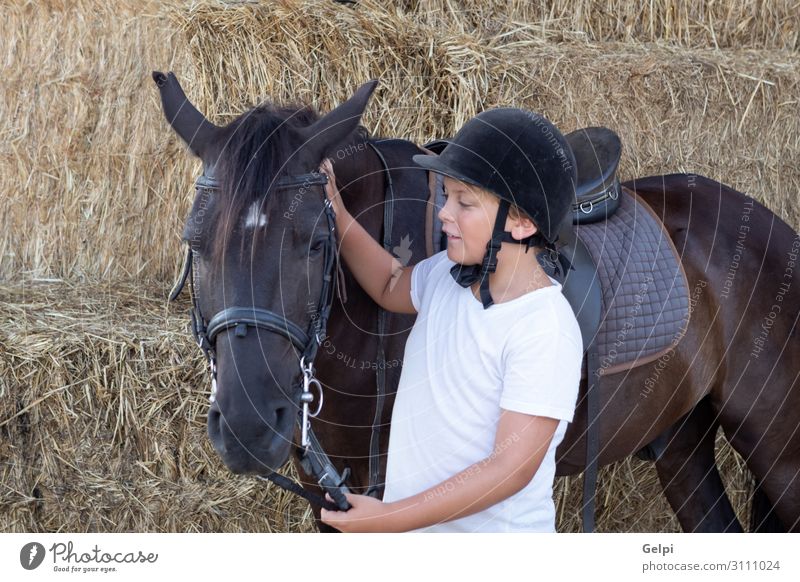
[399,0,800,50]
[554,432,754,532]
[0,0,195,284]
[0,282,315,532]
[488,43,800,229]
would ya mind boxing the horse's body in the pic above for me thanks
[155,73,799,532]
[589,175,800,532]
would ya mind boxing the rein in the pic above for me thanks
[365,141,393,497]
[171,170,352,512]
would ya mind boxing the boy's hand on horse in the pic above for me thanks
[320,158,348,219]
[317,157,417,315]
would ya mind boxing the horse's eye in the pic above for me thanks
[311,239,326,253]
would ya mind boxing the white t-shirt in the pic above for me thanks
[382,250,583,532]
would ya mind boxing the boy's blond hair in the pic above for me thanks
[464,182,534,225]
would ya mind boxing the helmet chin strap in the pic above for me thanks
[450,200,553,309]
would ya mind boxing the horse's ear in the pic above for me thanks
[152,71,222,164]
[298,80,379,163]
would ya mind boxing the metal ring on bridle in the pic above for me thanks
[305,378,324,417]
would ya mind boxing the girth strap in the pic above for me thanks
[582,340,601,532]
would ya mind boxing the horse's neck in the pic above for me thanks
[334,139,386,238]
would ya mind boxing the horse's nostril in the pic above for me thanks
[275,405,288,431]
[207,404,226,455]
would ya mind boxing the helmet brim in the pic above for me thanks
[412,154,488,192]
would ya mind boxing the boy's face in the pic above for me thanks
[438,176,500,265]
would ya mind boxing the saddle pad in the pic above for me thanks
[576,187,690,375]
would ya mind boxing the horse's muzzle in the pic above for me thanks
[207,398,295,474]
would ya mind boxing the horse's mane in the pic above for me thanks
[211,102,369,265]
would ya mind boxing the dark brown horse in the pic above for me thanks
[154,72,799,532]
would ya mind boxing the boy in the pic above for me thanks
[319,108,583,532]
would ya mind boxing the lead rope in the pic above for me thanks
[258,472,339,511]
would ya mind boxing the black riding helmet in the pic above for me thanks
[413,108,577,309]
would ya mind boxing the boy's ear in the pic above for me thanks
[507,214,538,240]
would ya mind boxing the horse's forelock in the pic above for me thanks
[210,103,320,267]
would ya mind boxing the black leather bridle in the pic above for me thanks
[170,170,352,512]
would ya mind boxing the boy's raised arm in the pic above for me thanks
[320,159,416,315]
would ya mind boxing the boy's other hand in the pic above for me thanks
[320,492,400,533]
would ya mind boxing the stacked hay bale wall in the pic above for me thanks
[0,0,797,531]
[2,0,798,283]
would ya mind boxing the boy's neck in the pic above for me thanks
[470,242,553,304]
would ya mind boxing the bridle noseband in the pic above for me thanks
[171,169,352,512]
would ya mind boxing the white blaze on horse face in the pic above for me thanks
[245,201,268,229]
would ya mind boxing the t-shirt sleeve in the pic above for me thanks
[410,251,448,312]
[499,316,583,422]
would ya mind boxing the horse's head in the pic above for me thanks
[153,71,377,474]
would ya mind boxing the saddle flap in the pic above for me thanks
[548,225,603,352]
